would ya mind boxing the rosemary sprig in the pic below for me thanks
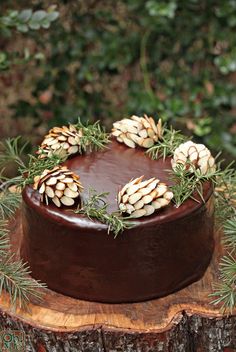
[170,160,228,208]
[75,118,110,154]
[19,153,64,187]
[147,125,188,160]
[75,189,136,238]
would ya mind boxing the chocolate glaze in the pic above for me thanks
[21,140,215,302]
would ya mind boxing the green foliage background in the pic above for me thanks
[1,0,236,158]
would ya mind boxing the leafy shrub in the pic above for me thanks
[1,0,236,157]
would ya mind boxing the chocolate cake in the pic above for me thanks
[21,138,215,303]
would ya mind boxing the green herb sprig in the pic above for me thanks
[75,189,136,238]
[75,118,110,154]
[19,153,64,187]
[147,125,188,160]
[207,161,236,312]
[210,253,236,312]
[0,137,47,309]
[170,160,225,208]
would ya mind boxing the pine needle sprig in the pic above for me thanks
[214,162,236,224]
[75,189,136,238]
[0,191,21,220]
[223,218,236,249]
[211,253,236,312]
[210,162,236,312]
[75,118,110,154]
[0,136,48,308]
[0,253,46,309]
[147,125,188,160]
[0,221,10,255]
[0,136,28,169]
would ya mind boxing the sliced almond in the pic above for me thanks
[164,191,173,201]
[122,193,129,203]
[68,146,79,154]
[68,183,78,192]
[62,142,70,149]
[142,194,153,204]
[45,194,49,205]
[56,182,66,190]
[57,174,66,180]
[123,137,135,148]
[151,200,162,209]
[61,196,75,206]
[156,184,167,197]
[126,204,135,214]
[39,183,46,194]
[139,187,153,196]
[129,192,142,204]
[147,128,155,138]
[55,189,64,198]
[126,125,138,134]
[133,199,144,210]
[68,136,77,145]
[143,204,155,216]
[62,177,74,183]
[126,184,141,196]
[112,129,122,137]
[117,136,124,143]
[47,138,59,146]
[119,203,127,212]
[46,177,58,186]
[57,135,67,141]
[45,186,54,198]
[51,143,61,150]
[131,209,146,218]
[64,188,79,198]
[138,129,148,138]
[119,124,128,133]
[52,196,61,207]
[155,198,169,207]
[142,138,154,148]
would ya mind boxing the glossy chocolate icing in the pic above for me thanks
[21,140,215,302]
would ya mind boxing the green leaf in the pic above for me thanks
[31,10,47,23]
[46,11,59,22]
[18,9,32,23]
[16,24,28,33]
[28,22,40,30]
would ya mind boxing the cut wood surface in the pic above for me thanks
[0,211,235,352]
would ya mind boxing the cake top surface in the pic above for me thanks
[23,139,212,230]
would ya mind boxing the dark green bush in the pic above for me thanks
[1,0,236,157]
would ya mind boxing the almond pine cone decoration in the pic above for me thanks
[171,141,215,175]
[118,176,173,218]
[37,125,83,158]
[33,166,83,207]
[112,115,162,149]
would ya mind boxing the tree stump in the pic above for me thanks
[0,211,235,352]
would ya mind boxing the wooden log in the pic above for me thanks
[0,211,235,352]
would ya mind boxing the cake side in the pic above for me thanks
[21,189,214,303]
[20,140,215,302]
